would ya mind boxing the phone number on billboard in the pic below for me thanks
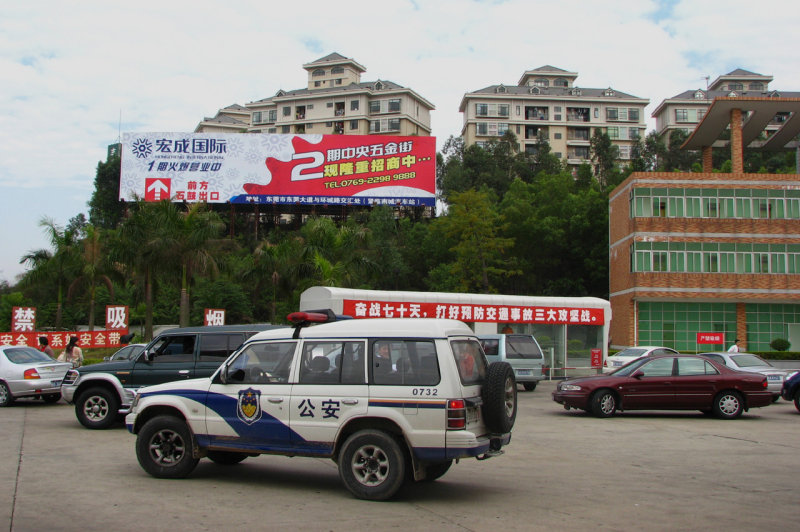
[324,172,416,189]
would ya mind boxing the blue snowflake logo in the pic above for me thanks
[131,138,153,159]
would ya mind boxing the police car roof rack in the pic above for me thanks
[287,309,352,339]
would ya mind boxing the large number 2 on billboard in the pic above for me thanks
[291,151,324,181]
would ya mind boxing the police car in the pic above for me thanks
[126,311,517,500]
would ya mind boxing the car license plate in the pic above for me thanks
[767,375,781,381]
[467,407,479,424]
[613,361,622,366]
[51,380,62,387]
[516,369,532,376]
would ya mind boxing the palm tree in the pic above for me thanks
[67,225,114,331]
[19,217,80,328]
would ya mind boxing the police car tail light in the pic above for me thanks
[24,368,40,379]
[447,399,467,430]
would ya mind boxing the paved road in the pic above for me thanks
[2,382,800,531]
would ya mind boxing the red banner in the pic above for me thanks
[342,299,604,325]
[697,332,724,344]
[11,307,36,332]
[204,309,225,326]
[591,348,602,367]
[0,330,130,350]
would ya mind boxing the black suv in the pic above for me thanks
[61,324,284,429]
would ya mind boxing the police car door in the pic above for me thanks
[289,340,368,456]
[204,340,297,453]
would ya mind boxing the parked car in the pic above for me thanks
[126,311,516,500]
[61,324,284,429]
[698,352,792,402]
[553,354,772,419]
[104,343,146,361]
[780,371,800,412]
[603,346,679,373]
[478,333,546,390]
[0,346,72,406]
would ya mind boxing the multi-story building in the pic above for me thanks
[196,53,434,137]
[651,68,795,144]
[609,96,800,353]
[459,65,649,172]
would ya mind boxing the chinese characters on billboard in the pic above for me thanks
[1,306,129,349]
[342,300,604,325]
[205,309,225,326]
[121,133,436,207]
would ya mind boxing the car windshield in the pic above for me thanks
[730,354,771,368]
[610,347,647,358]
[505,336,543,359]
[609,357,650,376]
[4,347,55,364]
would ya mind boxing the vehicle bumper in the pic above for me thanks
[60,384,78,403]
[746,391,774,408]
[436,431,512,460]
[9,379,63,399]
[552,390,590,409]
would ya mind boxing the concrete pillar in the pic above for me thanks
[730,108,744,173]
[702,146,713,172]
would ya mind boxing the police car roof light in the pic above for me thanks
[287,311,331,324]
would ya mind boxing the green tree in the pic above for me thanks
[66,224,114,330]
[88,155,125,229]
[590,130,620,187]
[19,217,81,328]
[662,130,699,171]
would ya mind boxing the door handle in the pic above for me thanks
[268,397,284,404]
[342,399,359,405]
[178,370,190,378]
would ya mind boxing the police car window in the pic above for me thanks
[151,335,195,363]
[299,341,365,384]
[451,339,486,385]
[230,341,296,384]
[198,333,245,361]
[371,340,440,386]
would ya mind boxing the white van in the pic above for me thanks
[478,333,546,391]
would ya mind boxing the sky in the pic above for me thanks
[1,0,798,285]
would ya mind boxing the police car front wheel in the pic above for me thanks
[338,429,406,500]
[136,415,199,478]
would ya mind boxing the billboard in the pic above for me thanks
[120,133,436,207]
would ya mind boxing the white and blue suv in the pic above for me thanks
[126,311,517,500]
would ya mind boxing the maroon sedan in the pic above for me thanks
[552,354,772,419]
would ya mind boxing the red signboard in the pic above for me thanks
[697,332,724,344]
[342,299,604,325]
[106,305,129,330]
[11,306,36,332]
[204,308,225,326]
[591,348,602,368]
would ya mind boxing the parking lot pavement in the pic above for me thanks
[2,383,800,531]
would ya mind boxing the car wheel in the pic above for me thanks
[522,382,537,392]
[207,451,247,465]
[482,362,517,433]
[712,391,743,419]
[136,415,199,478]
[420,460,452,482]
[338,429,405,500]
[42,393,61,404]
[75,387,119,429]
[590,390,617,418]
[0,381,13,407]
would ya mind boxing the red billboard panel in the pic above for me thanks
[697,332,724,344]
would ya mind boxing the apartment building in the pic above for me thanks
[196,53,434,137]
[609,96,800,353]
[459,65,649,172]
[651,68,796,144]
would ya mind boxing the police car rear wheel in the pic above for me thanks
[207,451,247,465]
[136,416,199,478]
[338,429,405,500]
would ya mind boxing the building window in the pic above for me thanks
[476,103,488,116]
[283,106,291,117]
[350,120,359,130]
[554,132,562,139]
[477,122,488,135]
[534,78,549,87]
[351,100,359,111]
[281,125,289,133]
[749,82,764,90]
[268,110,277,122]
[554,78,568,87]
[728,83,743,91]
[252,111,262,124]
[312,69,325,77]
[335,79,342,85]
[331,66,344,74]
[314,81,321,87]
[675,109,689,122]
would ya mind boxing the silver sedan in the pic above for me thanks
[0,346,72,406]
[699,352,797,401]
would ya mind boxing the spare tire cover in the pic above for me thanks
[481,362,517,433]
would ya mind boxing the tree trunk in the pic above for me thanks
[179,264,189,327]
[145,267,154,341]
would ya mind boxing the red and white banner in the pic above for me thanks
[697,332,724,344]
[0,330,130,350]
[106,305,129,330]
[342,299,604,325]
[12,307,36,332]
[121,133,436,207]
[204,308,225,326]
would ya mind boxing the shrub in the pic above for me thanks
[770,338,791,352]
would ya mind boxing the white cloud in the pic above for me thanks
[1,0,799,282]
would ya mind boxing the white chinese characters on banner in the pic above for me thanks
[11,307,36,332]
[205,309,225,326]
[106,305,129,330]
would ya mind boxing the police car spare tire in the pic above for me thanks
[482,362,517,433]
